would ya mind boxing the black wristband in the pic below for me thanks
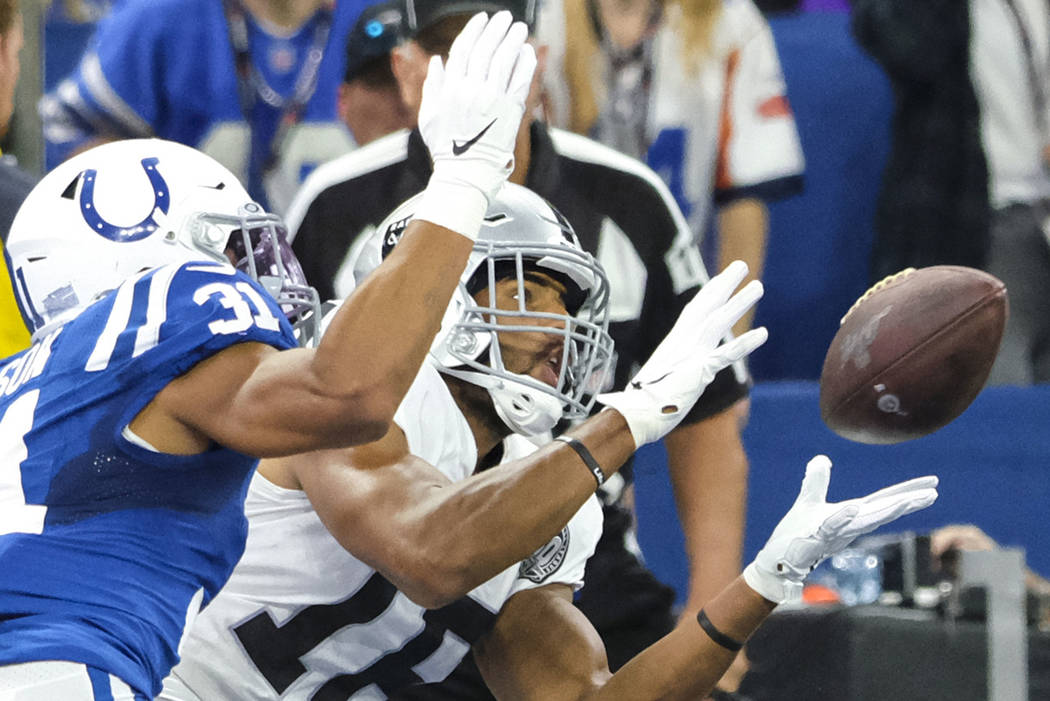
[697,609,743,652]
[554,435,605,487]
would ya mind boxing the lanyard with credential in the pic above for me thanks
[222,0,335,205]
[1001,0,1050,137]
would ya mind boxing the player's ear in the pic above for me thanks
[391,42,427,116]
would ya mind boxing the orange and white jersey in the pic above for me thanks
[540,0,804,236]
[159,361,602,700]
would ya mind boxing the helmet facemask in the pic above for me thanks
[208,205,322,344]
[436,240,615,436]
[357,183,616,436]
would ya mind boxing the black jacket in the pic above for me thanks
[853,0,990,280]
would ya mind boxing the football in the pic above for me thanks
[819,266,1008,444]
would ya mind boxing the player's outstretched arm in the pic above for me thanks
[153,13,537,457]
[474,579,773,701]
[279,262,765,607]
[285,408,633,609]
[312,9,538,425]
[472,456,938,700]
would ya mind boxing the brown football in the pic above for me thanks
[819,266,1008,444]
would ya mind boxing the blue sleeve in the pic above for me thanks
[145,262,299,379]
[70,261,300,389]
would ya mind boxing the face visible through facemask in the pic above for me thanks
[472,271,572,390]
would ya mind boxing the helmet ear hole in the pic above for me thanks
[449,329,480,355]
[60,177,78,200]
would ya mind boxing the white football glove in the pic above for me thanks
[597,260,768,449]
[743,455,939,604]
[415,11,537,240]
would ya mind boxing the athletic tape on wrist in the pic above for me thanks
[412,178,489,242]
[696,609,743,652]
[554,435,605,487]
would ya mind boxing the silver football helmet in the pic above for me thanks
[355,183,615,436]
[6,138,319,342]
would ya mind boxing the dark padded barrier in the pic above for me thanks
[739,606,1050,701]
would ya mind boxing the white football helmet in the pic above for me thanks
[355,183,615,436]
[6,138,319,342]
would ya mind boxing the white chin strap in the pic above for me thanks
[438,366,565,436]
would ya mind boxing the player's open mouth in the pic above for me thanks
[538,348,563,388]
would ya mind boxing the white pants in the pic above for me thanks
[0,661,142,700]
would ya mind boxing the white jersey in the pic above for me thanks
[539,0,804,238]
[970,0,1050,208]
[160,362,603,700]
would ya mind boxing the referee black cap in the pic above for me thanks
[404,0,538,36]
[345,1,406,83]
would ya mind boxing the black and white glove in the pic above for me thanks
[744,455,939,604]
[415,11,537,241]
[597,260,768,449]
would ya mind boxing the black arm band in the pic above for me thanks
[696,609,743,652]
[554,435,605,487]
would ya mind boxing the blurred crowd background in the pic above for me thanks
[1,0,1047,622]
[1,0,989,385]
[6,0,894,379]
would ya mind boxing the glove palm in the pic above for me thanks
[744,455,939,603]
[598,260,768,449]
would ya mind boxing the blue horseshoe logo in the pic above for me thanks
[80,157,171,242]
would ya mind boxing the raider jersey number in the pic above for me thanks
[233,572,497,699]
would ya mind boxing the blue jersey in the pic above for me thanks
[0,262,298,698]
[40,0,368,213]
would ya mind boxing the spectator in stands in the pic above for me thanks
[853,0,1050,385]
[538,0,804,336]
[39,0,370,213]
[47,0,113,23]
[0,0,30,356]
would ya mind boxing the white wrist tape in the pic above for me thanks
[412,177,491,243]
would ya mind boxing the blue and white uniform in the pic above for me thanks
[0,261,298,698]
[40,0,368,213]
[160,361,603,700]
